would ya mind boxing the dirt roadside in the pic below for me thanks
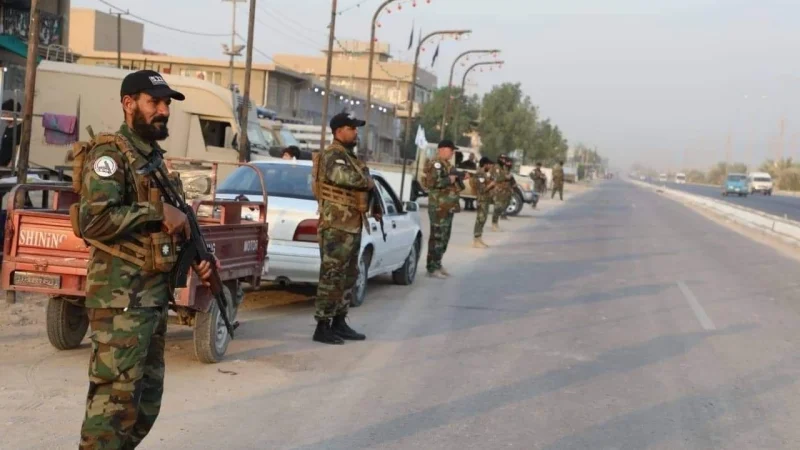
[0,180,595,450]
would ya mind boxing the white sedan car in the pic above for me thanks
[215,160,423,307]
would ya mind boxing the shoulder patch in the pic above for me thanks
[93,155,118,177]
[434,162,442,169]
[335,159,346,165]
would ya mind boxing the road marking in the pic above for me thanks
[677,281,716,331]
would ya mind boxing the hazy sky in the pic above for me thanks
[72,0,800,170]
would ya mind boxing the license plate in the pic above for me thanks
[14,271,61,289]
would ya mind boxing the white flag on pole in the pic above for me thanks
[414,125,428,149]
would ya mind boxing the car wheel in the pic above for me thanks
[506,190,524,216]
[392,237,420,286]
[350,249,371,308]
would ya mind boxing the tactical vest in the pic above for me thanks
[311,147,370,214]
[68,132,179,273]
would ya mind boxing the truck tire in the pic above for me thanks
[392,236,420,286]
[46,296,88,350]
[506,190,524,216]
[193,282,239,364]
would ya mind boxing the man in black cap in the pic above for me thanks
[422,139,467,278]
[310,111,377,344]
[76,69,214,449]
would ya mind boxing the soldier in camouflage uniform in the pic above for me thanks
[424,140,467,278]
[471,157,495,248]
[311,112,376,345]
[76,70,214,449]
[490,154,514,231]
[552,160,565,200]
[530,162,546,194]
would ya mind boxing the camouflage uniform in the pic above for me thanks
[491,165,513,224]
[314,140,372,321]
[531,167,546,194]
[471,166,493,238]
[78,123,178,449]
[552,164,565,200]
[423,156,462,274]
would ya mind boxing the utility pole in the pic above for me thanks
[440,49,500,140]
[319,0,338,152]
[222,0,245,91]
[113,9,129,68]
[364,0,398,153]
[17,1,40,197]
[237,0,256,162]
[778,116,786,162]
[451,61,503,141]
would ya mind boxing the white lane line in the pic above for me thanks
[677,281,716,331]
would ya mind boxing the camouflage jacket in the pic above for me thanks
[552,165,565,185]
[423,156,462,217]
[470,167,494,202]
[318,140,372,234]
[79,123,174,309]
[490,165,513,194]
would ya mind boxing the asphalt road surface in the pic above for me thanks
[6,180,800,449]
[653,180,800,221]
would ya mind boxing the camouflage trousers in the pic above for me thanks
[315,227,361,321]
[80,305,168,450]
[427,209,454,273]
[492,192,511,224]
[474,198,490,238]
[552,183,564,200]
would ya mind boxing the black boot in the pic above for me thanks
[313,319,344,345]
[331,314,366,340]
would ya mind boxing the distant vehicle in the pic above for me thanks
[675,173,686,184]
[215,160,423,308]
[747,172,773,195]
[659,173,667,182]
[722,173,748,197]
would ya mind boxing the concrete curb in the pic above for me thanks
[628,179,800,245]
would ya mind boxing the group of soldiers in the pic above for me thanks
[70,66,570,449]
[530,161,566,201]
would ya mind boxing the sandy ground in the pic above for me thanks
[0,183,591,449]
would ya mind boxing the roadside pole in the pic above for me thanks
[319,0,337,151]
[237,0,257,162]
[17,1,40,204]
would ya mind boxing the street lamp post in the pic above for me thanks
[439,49,500,141]
[399,28,470,203]
[364,0,398,154]
[452,60,504,141]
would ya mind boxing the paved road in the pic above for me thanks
[649,180,800,221]
[6,180,800,449]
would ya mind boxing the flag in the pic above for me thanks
[415,124,428,149]
[408,21,414,50]
[431,43,440,66]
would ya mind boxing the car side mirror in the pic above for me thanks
[404,201,419,212]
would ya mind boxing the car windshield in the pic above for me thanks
[727,175,746,182]
[754,177,771,182]
[279,128,300,146]
[677,175,685,179]
[217,163,314,201]
[247,121,272,151]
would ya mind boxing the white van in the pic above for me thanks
[747,172,773,195]
[29,61,272,183]
[675,172,686,184]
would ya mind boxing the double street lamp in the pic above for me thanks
[451,60,504,140]
[440,49,501,141]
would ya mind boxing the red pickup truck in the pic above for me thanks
[1,160,269,363]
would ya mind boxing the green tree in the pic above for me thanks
[685,169,706,183]
[418,86,480,146]
[706,162,748,184]
[478,83,537,159]
[527,119,568,165]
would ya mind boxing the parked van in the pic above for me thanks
[675,172,686,184]
[747,172,773,195]
[29,61,272,183]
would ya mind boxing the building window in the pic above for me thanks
[200,119,231,148]
[180,69,222,85]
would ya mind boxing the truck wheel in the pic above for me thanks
[506,191,524,216]
[350,249,371,308]
[46,296,88,350]
[392,237,420,286]
[193,283,239,364]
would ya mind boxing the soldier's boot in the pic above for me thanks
[427,270,447,279]
[473,238,489,248]
[331,314,366,340]
[439,267,451,277]
[492,223,499,232]
[313,319,345,345]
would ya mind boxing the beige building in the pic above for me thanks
[273,40,437,119]
[69,8,144,54]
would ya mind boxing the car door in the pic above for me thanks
[374,176,416,269]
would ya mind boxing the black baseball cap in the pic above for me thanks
[120,70,185,101]
[438,139,458,150]
[329,112,366,132]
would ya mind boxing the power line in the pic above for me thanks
[338,0,375,15]
[97,0,229,37]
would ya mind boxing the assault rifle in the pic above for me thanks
[449,167,468,191]
[363,166,387,242]
[138,152,239,338]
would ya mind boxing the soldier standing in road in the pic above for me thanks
[490,154,513,231]
[311,112,376,345]
[424,140,467,278]
[552,160,565,200]
[459,152,478,211]
[530,162,546,194]
[471,157,495,248]
[75,70,214,449]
